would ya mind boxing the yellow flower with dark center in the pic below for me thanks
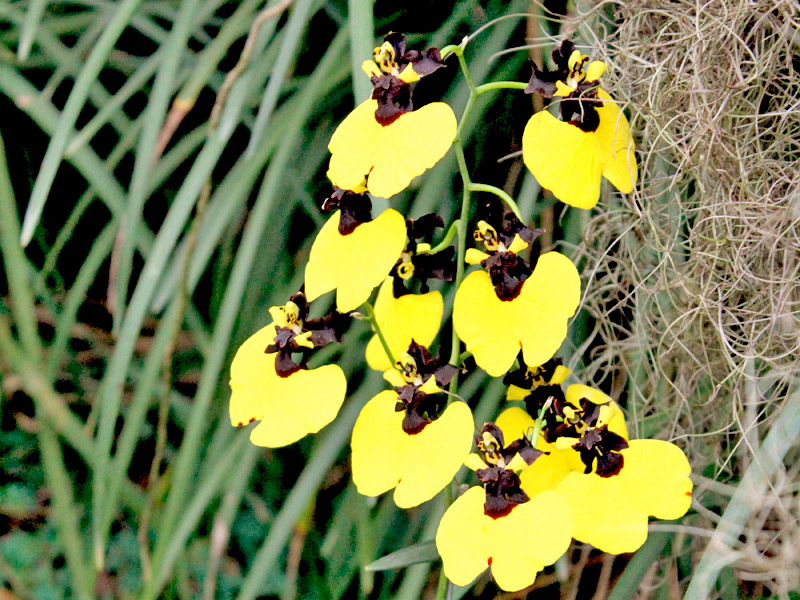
[350,345,472,508]
[496,382,692,555]
[453,251,581,377]
[522,40,637,209]
[505,358,571,401]
[556,439,692,554]
[327,99,457,198]
[304,191,406,313]
[229,325,346,448]
[327,33,456,198]
[436,422,572,591]
[365,277,443,371]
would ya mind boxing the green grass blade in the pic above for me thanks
[146,28,349,577]
[16,0,48,61]
[21,0,143,246]
[151,436,258,595]
[245,0,321,156]
[347,0,374,101]
[38,423,95,600]
[366,541,439,571]
[685,392,800,599]
[607,529,673,600]
[0,130,41,360]
[234,379,378,600]
[46,221,116,375]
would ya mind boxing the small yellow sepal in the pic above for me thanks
[585,60,607,81]
[506,234,529,255]
[383,368,406,388]
[554,80,573,97]
[293,331,314,349]
[362,59,381,79]
[464,453,487,471]
[465,248,489,265]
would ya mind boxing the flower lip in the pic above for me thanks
[572,424,629,477]
[390,213,455,297]
[558,84,603,132]
[524,39,606,132]
[471,200,542,301]
[473,422,543,518]
[322,188,373,235]
[391,341,458,435]
[377,32,447,80]
[524,39,577,97]
[371,74,413,125]
[265,292,349,377]
[365,32,447,126]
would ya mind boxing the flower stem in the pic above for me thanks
[422,220,459,256]
[452,47,476,93]
[475,80,528,94]
[468,182,523,220]
[438,42,481,600]
[362,300,395,367]
[528,397,554,446]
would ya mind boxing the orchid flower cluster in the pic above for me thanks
[229,34,690,592]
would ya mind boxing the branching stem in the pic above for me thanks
[363,300,395,368]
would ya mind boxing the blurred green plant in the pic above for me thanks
[3,1,793,599]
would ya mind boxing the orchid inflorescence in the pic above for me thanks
[229,32,688,593]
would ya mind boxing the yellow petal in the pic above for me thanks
[506,233,529,255]
[596,89,637,194]
[465,453,487,471]
[566,384,628,439]
[327,100,456,198]
[585,61,607,81]
[465,248,490,265]
[398,64,421,83]
[551,364,571,384]
[382,368,405,388]
[436,486,492,587]
[365,278,443,371]
[506,385,529,402]
[418,376,441,396]
[513,253,582,369]
[495,406,535,442]
[554,80,574,97]
[452,270,521,377]
[522,110,602,209]
[453,253,580,377]
[351,393,474,508]
[519,448,575,497]
[556,439,691,554]
[488,490,572,591]
[436,487,573,592]
[362,60,381,79]
[304,208,406,313]
[229,324,346,448]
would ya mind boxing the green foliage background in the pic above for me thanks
[2,0,798,598]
